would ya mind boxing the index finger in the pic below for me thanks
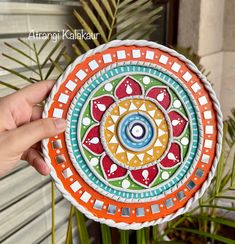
[14,80,55,105]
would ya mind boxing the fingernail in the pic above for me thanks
[54,118,67,131]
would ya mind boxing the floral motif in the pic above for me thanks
[82,76,188,188]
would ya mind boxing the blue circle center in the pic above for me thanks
[117,113,154,151]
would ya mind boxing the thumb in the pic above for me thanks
[8,118,67,153]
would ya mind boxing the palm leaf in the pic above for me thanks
[0,80,20,91]
[72,43,83,56]
[1,38,66,89]
[80,0,108,42]
[4,41,36,63]
[2,53,39,75]
[66,24,91,52]
[231,152,235,188]
[18,38,34,51]
[101,0,114,18]
[100,224,112,244]
[72,0,163,52]
[175,227,235,244]
[75,210,90,244]
[45,46,67,79]
[65,205,74,244]
[90,0,111,31]
[194,215,235,228]
[0,65,34,84]
[120,230,129,244]
[73,9,100,47]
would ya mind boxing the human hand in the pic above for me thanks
[0,80,66,177]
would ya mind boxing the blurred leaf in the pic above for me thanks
[90,0,111,30]
[65,205,75,244]
[4,41,36,63]
[73,9,100,47]
[175,227,235,244]
[75,210,90,244]
[231,152,235,188]
[1,38,66,89]
[194,215,235,228]
[80,0,108,42]
[41,40,63,68]
[101,0,114,18]
[0,80,20,91]
[51,181,55,244]
[18,38,33,51]
[215,123,227,195]
[215,195,235,201]
[72,0,163,52]
[66,24,90,52]
[100,224,112,244]
[45,46,67,79]
[0,65,34,84]
[120,230,129,244]
[2,53,39,75]
[38,37,51,55]
[72,43,82,56]
[201,204,235,212]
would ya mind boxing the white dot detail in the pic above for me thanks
[181,137,189,145]
[104,83,113,91]
[161,171,169,180]
[82,117,91,126]
[173,100,181,108]
[90,158,99,166]
[131,125,144,137]
[122,179,130,189]
[143,76,150,84]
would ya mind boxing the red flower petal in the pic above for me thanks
[130,166,158,187]
[160,142,181,168]
[83,125,104,154]
[146,87,171,110]
[115,76,142,99]
[91,96,115,122]
[101,155,128,179]
[168,110,188,137]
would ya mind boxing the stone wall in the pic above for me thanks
[178,0,235,117]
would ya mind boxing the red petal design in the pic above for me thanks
[83,125,104,154]
[101,155,127,179]
[160,143,181,168]
[91,96,115,122]
[115,76,142,99]
[146,87,171,110]
[168,110,188,137]
[130,166,158,187]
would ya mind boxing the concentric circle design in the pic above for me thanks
[42,40,223,229]
[101,98,169,169]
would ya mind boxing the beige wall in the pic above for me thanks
[178,0,235,118]
[220,0,235,117]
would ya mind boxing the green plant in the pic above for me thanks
[69,0,162,55]
[158,119,235,244]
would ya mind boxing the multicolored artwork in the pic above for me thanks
[42,40,222,229]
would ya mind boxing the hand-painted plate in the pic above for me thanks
[42,40,223,229]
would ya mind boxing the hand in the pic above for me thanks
[0,80,67,177]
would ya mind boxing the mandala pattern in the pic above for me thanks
[80,75,188,189]
[42,41,222,229]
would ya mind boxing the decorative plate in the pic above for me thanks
[42,40,223,229]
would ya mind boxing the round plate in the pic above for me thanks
[42,40,223,229]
